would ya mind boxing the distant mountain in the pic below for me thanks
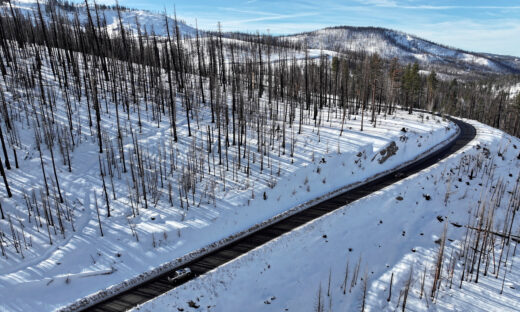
[4,2,519,76]
[286,26,520,76]
[2,0,198,37]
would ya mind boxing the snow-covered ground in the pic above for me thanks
[509,82,520,98]
[134,120,520,312]
[0,104,455,311]
[0,40,457,311]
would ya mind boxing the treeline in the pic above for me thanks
[393,65,520,137]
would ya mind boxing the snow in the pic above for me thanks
[0,42,457,312]
[418,70,456,81]
[491,82,520,99]
[510,83,520,98]
[134,120,520,312]
[461,53,492,67]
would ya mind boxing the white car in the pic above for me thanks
[167,267,192,283]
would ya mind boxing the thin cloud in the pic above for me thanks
[221,8,281,17]
[356,0,398,7]
[400,5,520,10]
[354,0,520,10]
[225,12,319,26]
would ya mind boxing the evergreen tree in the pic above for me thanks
[426,70,438,110]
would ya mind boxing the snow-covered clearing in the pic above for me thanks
[509,82,520,98]
[134,120,520,312]
[0,46,456,311]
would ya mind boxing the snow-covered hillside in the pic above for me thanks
[287,26,520,76]
[0,38,457,311]
[134,120,520,312]
[2,0,197,37]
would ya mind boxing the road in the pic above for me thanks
[82,117,476,312]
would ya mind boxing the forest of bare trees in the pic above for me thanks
[0,0,518,259]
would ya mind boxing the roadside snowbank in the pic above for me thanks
[134,119,520,312]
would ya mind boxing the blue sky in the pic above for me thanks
[92,0,520,56]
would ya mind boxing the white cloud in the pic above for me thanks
[355,0,398,6]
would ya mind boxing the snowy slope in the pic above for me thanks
[134,120,520,312]
[2,0,197,37]
[287,26,520,75]
[0,41,456,311]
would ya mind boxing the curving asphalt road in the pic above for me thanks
[82,117,476,312]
